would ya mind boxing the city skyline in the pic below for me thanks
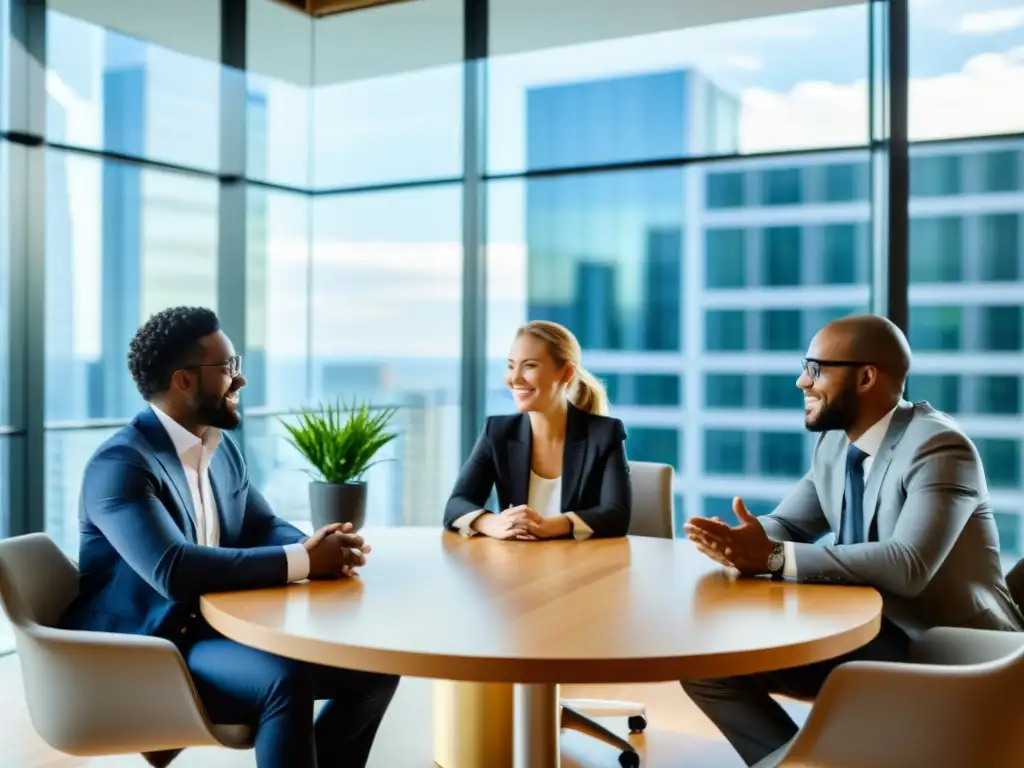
[41,0,1024,358]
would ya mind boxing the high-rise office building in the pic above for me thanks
[525,68,1024,547]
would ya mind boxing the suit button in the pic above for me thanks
[180,627,188,634]
[190,613,196,619]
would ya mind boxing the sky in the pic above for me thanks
[24,0,1024,358]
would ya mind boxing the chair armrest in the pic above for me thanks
[16,625,222,756]
[911,627,1024,665]
[772,659,1016,767]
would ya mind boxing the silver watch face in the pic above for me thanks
[767,548,784,572]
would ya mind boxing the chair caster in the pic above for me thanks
[619,750,640,768]
[627,714,647,733]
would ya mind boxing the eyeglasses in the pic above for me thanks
[801,357,872,381]
[181,355,243,379]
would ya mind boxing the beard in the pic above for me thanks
[194,390,241,430]
[805,376,860,433]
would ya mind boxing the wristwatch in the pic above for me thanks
[767,541,785,579]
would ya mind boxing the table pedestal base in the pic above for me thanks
[514,683,560,768]
[433,681,514,768]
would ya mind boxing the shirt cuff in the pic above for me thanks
[566,512,593,541]
[283,542,310,582]
[782,541,797,579]
[453,510,487,537]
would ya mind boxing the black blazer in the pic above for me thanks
[443,403,632,538]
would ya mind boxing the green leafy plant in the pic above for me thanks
[281,400,398,485]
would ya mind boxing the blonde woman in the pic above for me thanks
[444,321,631,540]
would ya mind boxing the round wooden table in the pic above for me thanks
[201,527,881,768]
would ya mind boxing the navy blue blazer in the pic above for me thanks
[443,403,632,538]
[59,407,305,647]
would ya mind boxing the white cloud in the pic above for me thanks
[955,7,1024,35]
[739,47,1024,152]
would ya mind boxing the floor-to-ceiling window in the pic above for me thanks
[2,0,1023,656]
[484,2,874,532]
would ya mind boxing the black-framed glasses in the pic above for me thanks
[181,355,242,379]
[801,357,872,381]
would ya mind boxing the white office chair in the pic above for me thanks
[0,533,253,764]
[561,460,675,767]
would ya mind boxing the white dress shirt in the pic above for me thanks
[150,404,310,582]
[781,404,898,578]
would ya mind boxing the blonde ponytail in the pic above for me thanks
[570,365,609,416]
[516,320,609,416]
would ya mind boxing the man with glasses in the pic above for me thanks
[683,313,1023,766]
[60,306,399,768]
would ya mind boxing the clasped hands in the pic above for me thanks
[473,505,571,541]
[303,522,371,580]
[683,496,775,576]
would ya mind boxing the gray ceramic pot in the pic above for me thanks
[308,480,367,531]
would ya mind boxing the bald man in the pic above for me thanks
[683,314,1023,766]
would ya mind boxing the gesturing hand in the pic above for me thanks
[305,522,372,579]
[683,497,774,576]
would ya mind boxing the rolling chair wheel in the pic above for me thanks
[619,750,641,768]
[627,714,647,733]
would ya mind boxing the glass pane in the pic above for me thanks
[760,374,801,410]
[976,375,1021,415]
[310,186,462,521]
[312,0,462,188]
[704,430,746,475]
[46,10,221,171]
[247,0,312,188]
[594,373,681,407]
[0,140,9,425]
[487,169,684,365]
[909,217,962,283]
[0,0,8,130]
[979,214,1021,282]
[0,436,13,652]
[759,431,806,478]
[246,188,310,411]
[488,3,870,174]
[909,0,1024,141]
[762,227,802,286]
[45,150,219,423]
[908,374,960,414]
[45,427,120,555]
[705,229,746,288]
[705,374,746,408]
[909,132,1024,567]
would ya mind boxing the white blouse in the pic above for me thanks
[527,471,563,519]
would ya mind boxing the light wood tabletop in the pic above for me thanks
[200,526,882,684]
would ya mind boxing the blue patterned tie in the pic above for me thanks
[839,444,868,545]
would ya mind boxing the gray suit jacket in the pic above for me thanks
[760,400,1024,637]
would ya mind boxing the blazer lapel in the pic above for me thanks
[208,460,235,545]
[862,400,914,538]
[826,450,844,539]
[561,404,587,511]
[508,414,532,507]
[134,409,198,541]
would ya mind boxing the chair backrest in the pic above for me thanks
[0,533,80,631]
[627,461,674,539]
[1006,557,1024,609]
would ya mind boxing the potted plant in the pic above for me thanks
[281,399,398,531]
